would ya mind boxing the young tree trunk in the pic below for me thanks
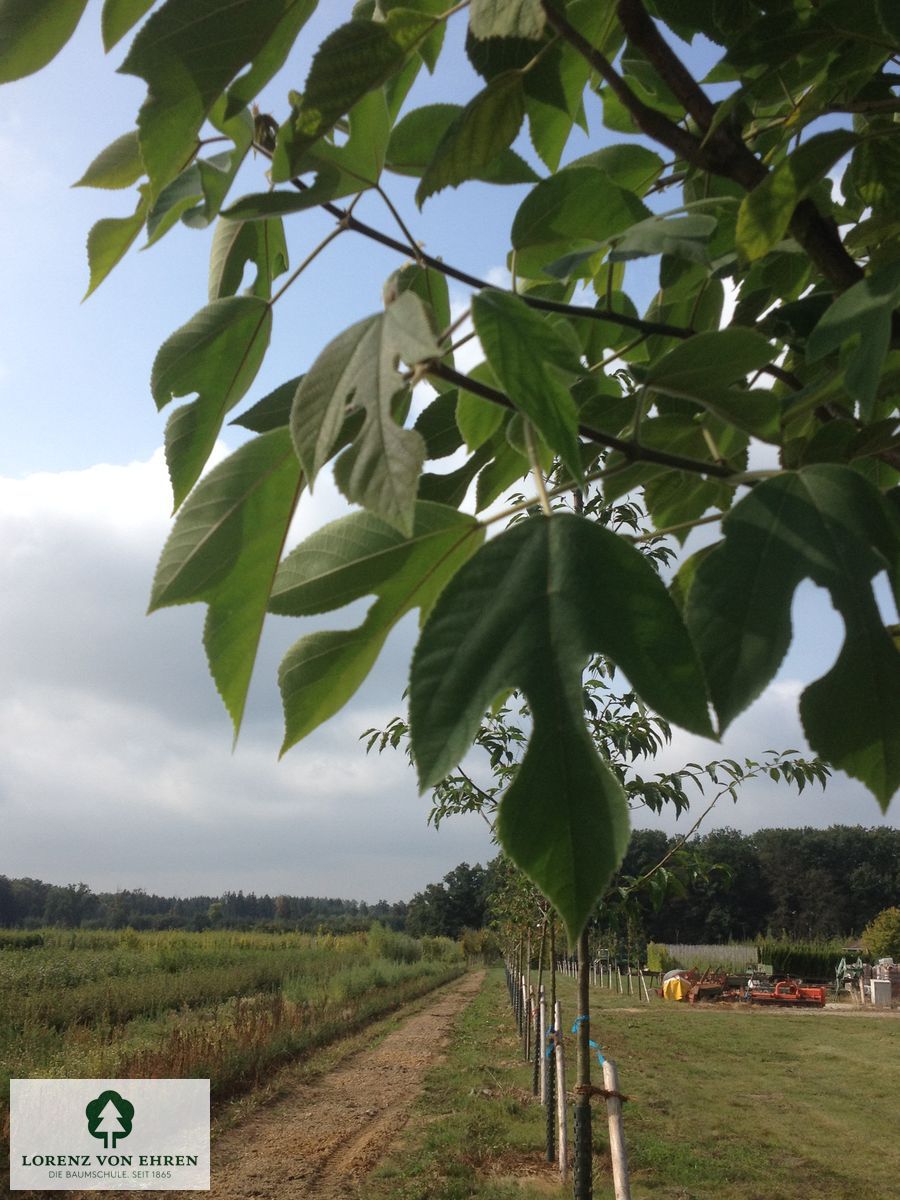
[573,927,593,1200]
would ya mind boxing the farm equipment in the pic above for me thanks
[747,979,826,1007]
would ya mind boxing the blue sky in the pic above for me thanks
[1,2,895,902]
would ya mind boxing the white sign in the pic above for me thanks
[10,1079,210,1191]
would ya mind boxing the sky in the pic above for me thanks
[1,2,896,904]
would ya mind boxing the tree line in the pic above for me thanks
[614,824,900,944]
[2,824,897,941]
[0,877,408,933]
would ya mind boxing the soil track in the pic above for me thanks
[176,970,484,1200]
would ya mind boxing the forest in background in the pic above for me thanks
[3,824,898,943]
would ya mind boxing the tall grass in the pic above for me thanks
[0,928,464,1138]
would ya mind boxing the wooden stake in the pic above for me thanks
[639,969,651,1004]
[602,1059,631,1200]
[554,999,568,1179]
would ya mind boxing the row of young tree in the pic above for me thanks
[5,824,895,941]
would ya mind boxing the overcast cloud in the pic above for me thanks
[1,447,894,904]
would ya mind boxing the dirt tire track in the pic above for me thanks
[176,970,484,1200]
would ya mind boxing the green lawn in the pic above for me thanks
[367,968,899,1200]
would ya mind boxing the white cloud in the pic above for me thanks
[0,453,494,900]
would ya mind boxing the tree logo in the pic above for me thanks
[85,1090,134,1149]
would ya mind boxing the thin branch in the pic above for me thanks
[540,1,704,166]
[525,422,553,516]
[253,142,699,338]
[623,787,726,896]
[627,511,722,544]
[428,361,734,478]
[268,224,347,307]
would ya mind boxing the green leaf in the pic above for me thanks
[469,0,545,39]
[609,213,717,263]
[75,131,144,190]
[472,290,584,484]
[231,377,300,433]
[844,135,900,213]
[145,105,254,245]
[415,392,463,460]
[145,160,206,244]
[644,330,780,438]
[208,217,288,301]
[121,0,309,198]
[101,0,155,51]
[271,502,483,751]
[83,188,150,299]
[512,166,650,251]
[290,291,440,534]
[299,88,390,190]
[386,103,538,184]
[736,130,857,263]
[686,466,900,806]
[152,296,272,507]
[416,72,526,206]
[273,13,431,181]
[409,514,714,939]
[806,261,900,420]
[224,0,317,119]
[457,385,504,451]
[149,428,303,736]
[0,0,89,82]
[475,431,531,510]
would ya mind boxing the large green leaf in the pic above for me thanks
[609,212,718,263]
[643,329,780,439]
[469,0,545,39]
[75,131,144,190]
[121,0,314,198]
[145,104,254,244]
[232,88,394,220]
[806,261,900,419]
[512,166,650,251]
[101,0,156,51]
[84,188,150,299]
[0,0,89,82]
[291,291,440,534]
[736,130,857,262]
[231,377,300,433]
[273,12,432,180]
[409,514,714,940]
[224,0,317,119]
[208,217,288,301]
[386,103,537,184]
[149,429,303,736]
[271,502,483,751]
[686,466,900,806]
[472,290,584,484]
[152,297,272,507]
[416,72,526,206]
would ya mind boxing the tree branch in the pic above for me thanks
[272,159,698,338]
[428,362,735,478]
[542,0,865,292]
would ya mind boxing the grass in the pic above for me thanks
[0,927,464,1141]
[364,968,900,1200]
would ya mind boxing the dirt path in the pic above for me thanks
[179,970,484,1200]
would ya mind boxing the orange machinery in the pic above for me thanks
[748,979,826,1007]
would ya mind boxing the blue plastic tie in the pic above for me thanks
[570,1015,605,1065]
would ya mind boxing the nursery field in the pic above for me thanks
[366,969,900,1200]
[0,927,463,1139]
